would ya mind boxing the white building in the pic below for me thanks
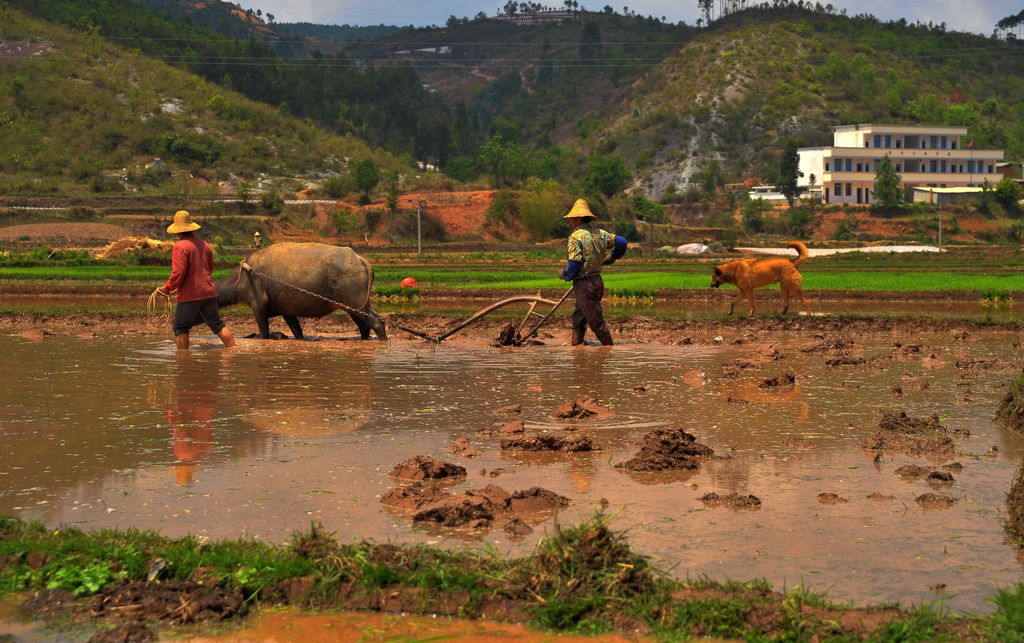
[798,124,1004,205]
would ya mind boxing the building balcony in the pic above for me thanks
[824,171,996,184]
[826,147,1002,161]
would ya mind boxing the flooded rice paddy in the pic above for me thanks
[2,329,1023,613]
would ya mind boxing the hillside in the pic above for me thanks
[342,12,691,156]
[592,7,1024,197]
[0,6,393,195]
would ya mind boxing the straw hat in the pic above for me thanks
[166,210,201,234]
[562,198,595,219]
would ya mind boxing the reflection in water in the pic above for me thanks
[2,333,1024,612]
[168,353,223,485]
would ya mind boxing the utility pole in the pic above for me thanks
[937,213,942,251]
[417,200,422,255]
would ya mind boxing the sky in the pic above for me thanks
[250,0,1011,36]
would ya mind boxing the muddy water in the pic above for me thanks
[2,332,1023,612]
[2,292,1022,321]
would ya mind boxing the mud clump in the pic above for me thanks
[500,434,596,452]
[552,397,608,420]
[85,581,245,624]
[894,465,954,485]
[817,493,849,505]
[867,492,896,501]
[956,357,1015,371]
[825,356,866,366]
[508,487,571,514]
[699,492,761,510]
[759,373,796,388]
[413,497,497,529]
[615,429,714,472]
[1008,467,1024,544]
[479,405,524,436]
[861,412,967,459]
[915,493,958,510]
[380,482,451,510]
[446,437,480,458]
[390,455,467,482]
[405,483,569,531]
[88,622,156,643]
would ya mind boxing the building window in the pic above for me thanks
[896,140,902,149]
[930,160,937,172]
[951,140,957,149]
[845,183,852,196]
[896,164,902,172]
[940,136,947,149]
[874,135,881,148]
[884,135,891,148]
[834,185,841,197]
[856,187,862,203]
[940,160,947,173]
[989,165,994,173]
[930,136,937,148]
[846,159,852,172]
[921,141,926,149]
[856,162,863,172]
[825,162,830,172]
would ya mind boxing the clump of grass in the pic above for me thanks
[980,287,1014,309]
[1006,467,1024,547]
[995,370,1024,435]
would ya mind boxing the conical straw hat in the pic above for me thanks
[167,210,201,234]
[562,198,595,219]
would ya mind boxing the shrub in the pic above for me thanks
[520,184,568,240]
[260,190,284,215]
[443,157,477,183]
[485,189,517,224]
[323,176,352,199]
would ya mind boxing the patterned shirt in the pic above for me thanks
[566,224,617,279]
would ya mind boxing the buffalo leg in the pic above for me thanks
[284,315,305,340]
[255,311,272,339]
[348,312,371,339]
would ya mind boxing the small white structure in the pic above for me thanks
[911,186,984,205]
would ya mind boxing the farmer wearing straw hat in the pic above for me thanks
[157,210,235,350]
[560,198,628,346]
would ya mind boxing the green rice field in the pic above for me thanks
[2,264,1023,293]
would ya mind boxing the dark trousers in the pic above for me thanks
[571,275,613,346]
[173,297,225,336]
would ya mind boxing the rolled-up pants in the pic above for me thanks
[571,274,612,345]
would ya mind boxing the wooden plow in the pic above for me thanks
[391,288,573,346]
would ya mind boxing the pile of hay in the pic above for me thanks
[94,236,174,259]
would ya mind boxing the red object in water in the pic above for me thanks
[401,277,417,288]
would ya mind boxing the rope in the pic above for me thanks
[147,287,174,317]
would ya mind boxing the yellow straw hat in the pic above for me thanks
[562,198,595,219]
[167,210,201,234]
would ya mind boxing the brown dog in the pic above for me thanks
[710,240,810,317]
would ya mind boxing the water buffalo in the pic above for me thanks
[216,242,387,340]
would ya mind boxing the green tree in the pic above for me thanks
[479,135,529,188]
[995,178,1024,215]
[384,170,400,213]
[873,154,904,211]
[777,140,803,207]
[585,154,631,197]
[353,158,380,204]
[692,158,725,198]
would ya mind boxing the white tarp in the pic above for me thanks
[734,245,942,257]
[675,243,711,256]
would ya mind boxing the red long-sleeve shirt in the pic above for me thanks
[164,235,217,302]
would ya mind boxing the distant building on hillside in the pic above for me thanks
[798,124,1004,205]
[492,10,579,26]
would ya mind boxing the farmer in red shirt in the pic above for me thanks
[157,210,236,350]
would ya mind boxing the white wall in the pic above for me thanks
[797,149,824,188]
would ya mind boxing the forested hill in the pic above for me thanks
[589,6,1024,197]
[8,0,453,165]
[280,22,402,43]
[0,6,390,195]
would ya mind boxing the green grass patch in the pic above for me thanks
[0,514,1020,638]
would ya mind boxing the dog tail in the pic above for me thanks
[787,240,809,266]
